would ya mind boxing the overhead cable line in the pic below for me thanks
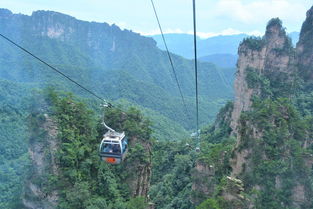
[150,0,191,121]
[0,33,112,107]
[192,0,200,147]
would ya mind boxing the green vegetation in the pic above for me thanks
[0,79,32,209]
[194,17,313,208]
[0,10,234,208]
[28,91,153,209]
[196,197,229,209]
[241,37,264,51]
[196,95,313,208]
[149,139,197,209]
[2,6,313,209]
[238,98,313,208]
[266,18,283,30]
[201,101,233,144]
[22,91,201,209]
[0,9,233,131]
[245,67,272,97]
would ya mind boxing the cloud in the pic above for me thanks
[214,0,308,27]
[138,28,185,36]
[187,28,263,39]
[137,27,263,39]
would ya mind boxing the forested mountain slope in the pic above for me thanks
[0,79,32,209]
[0,8,233,131]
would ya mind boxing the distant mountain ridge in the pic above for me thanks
[0,8,233,130]
[150,32,300,68]
[199,53,238,69]
[150,33,248,59]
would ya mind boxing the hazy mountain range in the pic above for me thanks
[150,31,300,68]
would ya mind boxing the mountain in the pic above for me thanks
[150,33,248,59]
[0,8,233,131]
[199,53,238,69]
[1,5,309,209]
[151,32,300,69]
[193,8,313,209]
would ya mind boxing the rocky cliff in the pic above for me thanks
[194,6,313,209]
[23,113,59,209]
[229,11,313,208]
[230,18,295,134]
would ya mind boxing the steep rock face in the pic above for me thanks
[230,19,293,134]
[227,11,313,209]
[297,6,313,73]
[23,114,59,209]
[193,7,313,209]
[124,137,152,198]
[191,161,215,205]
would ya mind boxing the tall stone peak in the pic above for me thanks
[265,18,284,37]
[264,18,289,49]
[297,5,313,75]
[230,17,295,133]
[298,6,313,44]
[229,6,313,208]
[193,5,313,209]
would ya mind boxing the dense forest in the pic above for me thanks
[1,4,313,209]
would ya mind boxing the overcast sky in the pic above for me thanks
[1,0,312,38]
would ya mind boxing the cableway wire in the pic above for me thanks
[150,0,191,121]
[0,33,113,107]
[192,0,200,148]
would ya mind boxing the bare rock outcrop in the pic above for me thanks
[23,114,59,209]
[230,19,293,134]
[125,137,152,198]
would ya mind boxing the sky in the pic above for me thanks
[0,0,312,38]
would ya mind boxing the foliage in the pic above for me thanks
[0,80,32,209]
[149,139,197,209]
[0,11,234,207]
[40,92,153,208]
[126,197,147,209]
[266,18,283,30]
[237,98,313,208]
[196,198,222,209]
[241,37,265,51]
[201,101,233,144]
[245,67,272,97]
[245,66,299,99]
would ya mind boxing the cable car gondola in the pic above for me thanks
[99,130,128,164]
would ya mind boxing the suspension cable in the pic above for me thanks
[192,0,200,145]
[0,33,112,107]
[150,0,191,121]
